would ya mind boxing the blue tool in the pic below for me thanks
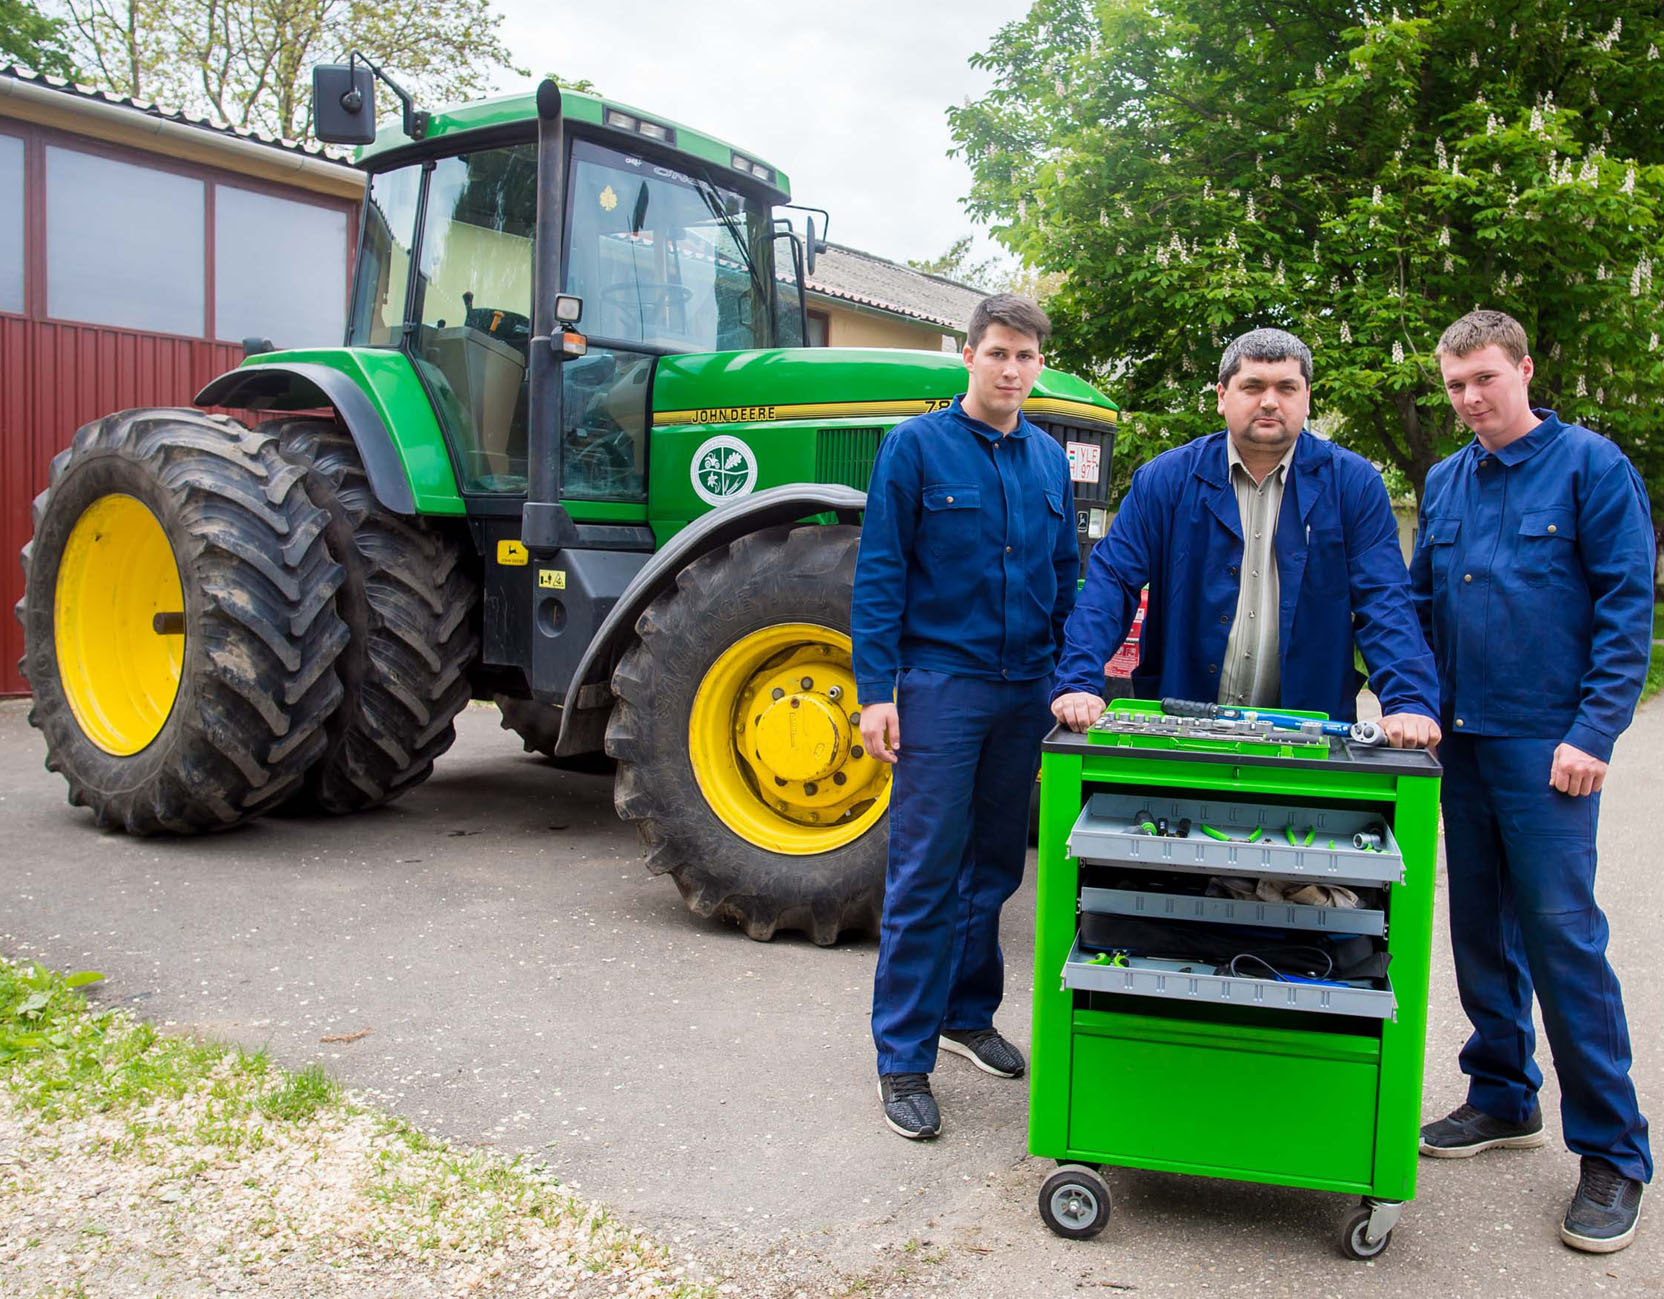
[1161,698,1385,747]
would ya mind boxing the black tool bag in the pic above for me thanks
[1079,914,1391,983]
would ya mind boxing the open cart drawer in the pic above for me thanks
[1063,938,1398,1020]
[1068,792,1405,886]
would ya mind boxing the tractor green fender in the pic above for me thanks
[195,362,420,515]
[550,482,866,756]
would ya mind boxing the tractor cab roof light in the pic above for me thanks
[606,107,676,145]
[731,152,775,184]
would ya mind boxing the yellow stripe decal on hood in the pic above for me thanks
[653,397,1118,428]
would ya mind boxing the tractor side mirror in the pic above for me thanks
[312,64,377,144]
[805,216,819,276]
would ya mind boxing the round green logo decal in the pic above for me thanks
[691,435,759,506]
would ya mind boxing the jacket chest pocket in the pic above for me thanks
[1303,525,1349,596]
[922,483,983,558]
[1516,507,1578,588]
[1042,487,1067,546]
[1422,517,1460,578]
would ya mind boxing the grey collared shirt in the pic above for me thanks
[1218,438,1297,707]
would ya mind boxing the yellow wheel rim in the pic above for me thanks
[689,623,891,854]
[53,494,185,755]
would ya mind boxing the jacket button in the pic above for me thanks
[1463,573,1472,583]
[945,495,954,504]
[1227,566,1239,577]
[1219,614,1229,624]
[1005,545,1012,553]
[1455,718,1464,727]
[1208,664,1217,674]
[1547,524,1557,534]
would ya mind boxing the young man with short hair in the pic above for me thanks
[1052,327,1439,742]
[1412,309,1654,1253]
[852,294,1078,1139]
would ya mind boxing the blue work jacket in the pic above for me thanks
[852,396,1079,704]
[1409,410,1655,762]
[1053,429,1439,722]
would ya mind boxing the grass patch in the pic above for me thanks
[258,1062,338,1123]
[1644,636,1663,705]
[0,956,719,1297]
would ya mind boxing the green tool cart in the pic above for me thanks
[1029,701,1441,1259]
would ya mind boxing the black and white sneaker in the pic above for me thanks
[939,1027,1026,1079]
[1418,1102,1548,1158]
[879,1072,941,1140]
[1561,1157,1644,1253]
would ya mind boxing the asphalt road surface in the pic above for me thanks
[3,696,1660,1296]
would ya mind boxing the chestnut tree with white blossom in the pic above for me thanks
[951,0,1664,516]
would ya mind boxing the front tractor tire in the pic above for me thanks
[18,409,349,833]
[606,524,890,945]
[270,419,479,813]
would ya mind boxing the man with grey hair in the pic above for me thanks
[1052,326,1439,740]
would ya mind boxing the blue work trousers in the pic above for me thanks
[871,669,1051,1076]
[1441,733,1652,1182]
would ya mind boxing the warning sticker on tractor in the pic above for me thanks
[538,569,567,590]
[497,540,529,566]
[1066,441,1102,484]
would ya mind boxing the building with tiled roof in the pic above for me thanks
[805,242,984,351]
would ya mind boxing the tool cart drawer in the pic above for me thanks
[1062,938,1397,1019]
[1067,1011,1380,1188]
[1080,885,1386,938]
[1068,792,1405,886]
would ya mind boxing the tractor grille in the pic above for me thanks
[815,426,885,490]
[816,417,1116,578]
[1030,418,1117,577]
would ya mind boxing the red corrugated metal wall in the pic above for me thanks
[1,318,243,695]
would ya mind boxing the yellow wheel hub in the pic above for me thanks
[53,494,185,756]
[689,623,890,854]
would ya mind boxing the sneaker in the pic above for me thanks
[1561,1157,1644,1253]
[938,1027,1026,1079]
[879,1072,940,1140]
[1419,1102,1549,1158]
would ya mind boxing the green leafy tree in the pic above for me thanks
[2,0,76,75]
[58,0,526,141]
[908,235,1000,291]
[950,0,1664,521]
[542,72,598,94]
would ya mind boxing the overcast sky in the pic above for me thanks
[491,0,1024,270]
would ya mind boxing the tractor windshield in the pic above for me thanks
[347,133,788,499]
[565,137,775,352]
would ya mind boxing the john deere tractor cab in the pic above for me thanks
[19,61,1120,945]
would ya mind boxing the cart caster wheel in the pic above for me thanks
[1039,1164,1112,1240]
[1339,1206,1392,1260]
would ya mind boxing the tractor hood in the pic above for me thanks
[650,348,1119,430]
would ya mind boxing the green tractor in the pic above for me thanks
[17,64,1119,944]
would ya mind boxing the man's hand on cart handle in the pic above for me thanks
[1379,712,1442,750]
[1550,742,1606,797]
[860,702,901,764]
[1052,692,1106,733]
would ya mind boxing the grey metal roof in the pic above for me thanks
[806,242,985,333]
[0,63,339,160]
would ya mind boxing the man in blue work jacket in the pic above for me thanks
[1051,327,1440,742]
[1412,310,1654,1254]
[852,294,1078,1140]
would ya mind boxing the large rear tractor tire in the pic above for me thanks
[18,409,349,833]
[606,524,890,945]
[270,419,479,813]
